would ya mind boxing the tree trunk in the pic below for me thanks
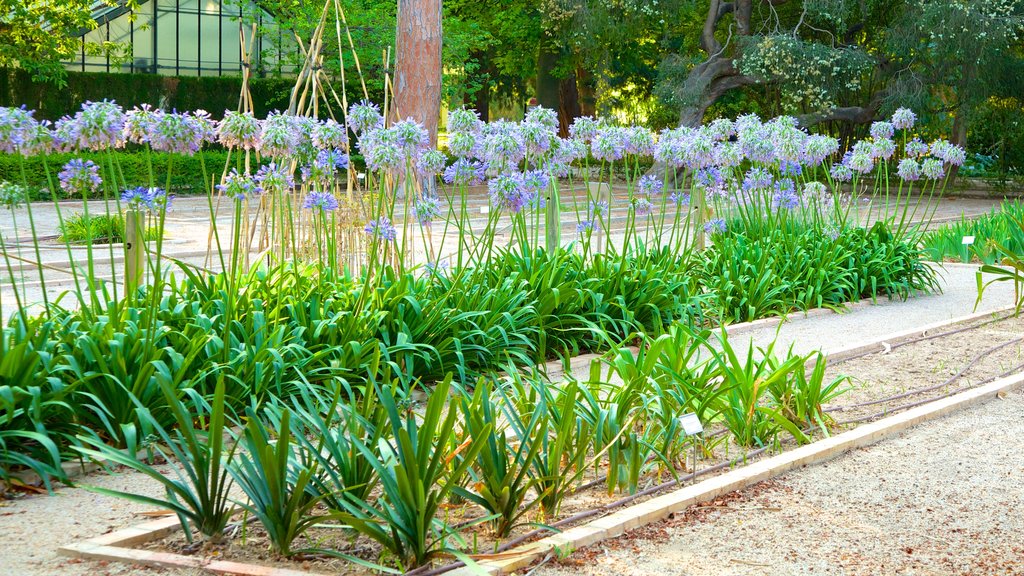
[393,0,442,146]
[576,65,596,117]
[557,72,581,137]
[536,41,561,111]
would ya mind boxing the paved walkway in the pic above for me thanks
[535,386,1024,576]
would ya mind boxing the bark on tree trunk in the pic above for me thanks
[536,41,561,111]
[558,72,581,137]
[393,0,442,146]
[576,65,596,117]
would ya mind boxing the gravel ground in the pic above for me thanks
[535,387,1024,576]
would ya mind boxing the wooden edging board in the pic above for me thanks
[58,367,1024,576]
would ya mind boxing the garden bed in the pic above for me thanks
[56,310,1024,576]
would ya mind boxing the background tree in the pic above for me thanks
[0,0,133,85]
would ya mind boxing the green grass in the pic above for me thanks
[57,213,162,244]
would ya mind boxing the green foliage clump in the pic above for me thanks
[921,201,1024,264]
[57,212,161,244]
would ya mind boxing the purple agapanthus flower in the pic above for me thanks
[415,197,441,226]
[930,140,966,166]
[217,169,259,201]
[591,127,627,162]
[669,191,691,206]
[259,112,300,159]
[393,118,429,157]
[921,158,945,180]
[520,120,556,157]
[637,174,663,197]
[569,116,599,143]
[416,150,447,177]
[489,172,532,213]
[519,170,550,197]
[303,191,339,212]
[830,163,854,182]
[255,162,295,194]
[64,100,125,151]
[742,167,773,191]
[312,118,348,150]
[771,179,800,211]
[121,186,171,212]
[149,110,214,155]
[448,107,483,135]
[633,197,654,216]
[0,106,40,154]
[905,138,930,157]
[359,128,403,173]
[348,100,383,134]
[364,216,397,241]
[217,110,261,150]
[891,108,916,131]
[443,159,487,185]
[58,159,102,197]
[704,218,727,235]
[625,126,655,157]
[896,158,921,182]
[447,131,479,158]
[870,121,895,140]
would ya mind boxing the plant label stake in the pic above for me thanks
[962,236,975,245]
[678,413,703,485]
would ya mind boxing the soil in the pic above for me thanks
[1,313,1022,576]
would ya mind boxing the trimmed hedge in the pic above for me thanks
[0,150,230,200]
[0,69,297,121]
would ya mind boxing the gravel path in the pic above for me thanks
[535,387,1024,576]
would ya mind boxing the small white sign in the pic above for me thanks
[678,413,704,436]
[480,205,489,215]
[962,235,975,245]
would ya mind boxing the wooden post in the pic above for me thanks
[124,210,145,295]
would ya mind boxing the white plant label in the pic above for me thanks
[678,413,704,436]
[962,235,975,245]
[480,205,489,215]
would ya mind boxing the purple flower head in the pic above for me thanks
[569,116,599,143]
[704,218,726,235]
[216,169,259,201]
[519,169,550,198]
[302,149,349,183]
[58,159,102,197]
[683,130,716,169]
[525,106,559,130]
[121,186,171,212]
[393,118,429,157]
[801,181,832,213]
[483,123,526,171]
[364,216,396,241]
[921,158,945,180]
[905,138,929,157]
[633,197,654,217]
[803,135,839,166]
[713,141,744,167]
[259,111,300,158]
[696,167,725,190]
[348,100,383,134]
[591,126,627,162]
[416,150,447,177]
[930,140,966,166]
[489,172,533,213]
[303,191,339,212]
[846,152,874,174]
[625,126,655,157]
[708,118,735,141]
[742,167,773,191]
[447,131,479,158]
[870,137,896,160]
[779,161,802,177]
[359,127,403,173]
[312,118,348,150]
[443,158,487,185]
[415,197,441,226]
[896,158,921,182]
[638,174,663,197]
[891,108,916,131]
[0,181,27,208]
[669,191,691,206]
[830,163,853,183]
[520,120,556,157]
[771,179,799,211]
[588,200,609,220]
[0,106,39,154]
[448,107,483,135]
[65,100,125,151]
[217,110,261,150]
[150,110,214,155]
[255,162,295,194]
[870,122,895,140]
[577,220,595,234]
[654,129,688,167]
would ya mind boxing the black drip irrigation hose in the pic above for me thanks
[836,357,1024,427]
[830,312,1019,366]
[827,336,1024,413]
[411,444,776,576]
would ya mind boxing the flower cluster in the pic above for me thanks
[122,186,172,212]
[58,159,102,197]
[364,217,396,241]
[302,191,339,212]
